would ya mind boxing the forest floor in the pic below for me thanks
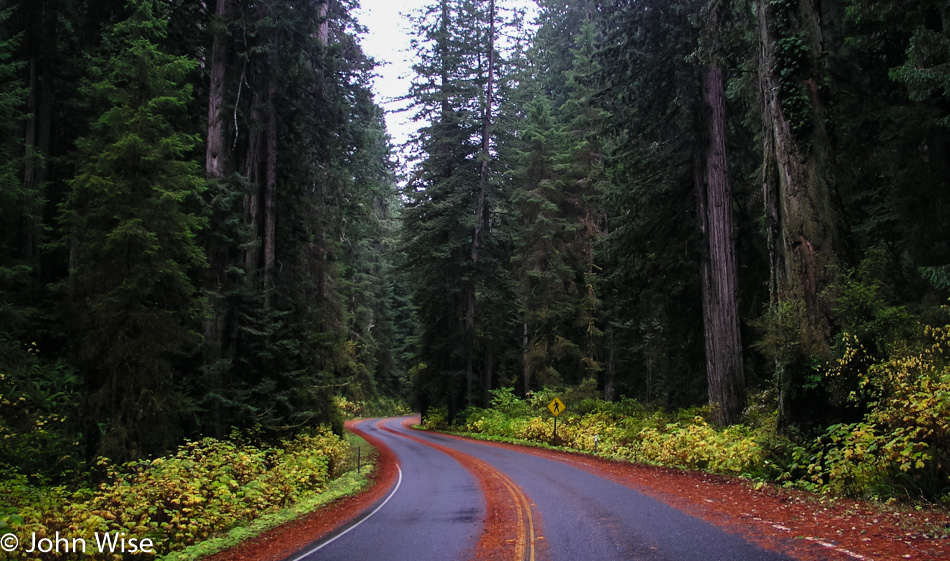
[209,419,950,561]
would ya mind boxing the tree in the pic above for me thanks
[510,14,608,394]
[60,0,205,461]
[756,0,847,430]
[597,0,745,413]
[697,0,745,426]
[0,3,33,337]
[403,0,519,415]
[512,96,579,392]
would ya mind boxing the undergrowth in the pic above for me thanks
[0,427,361,560]
[428,322,950,505]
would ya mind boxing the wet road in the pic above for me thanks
[287,417,794,561]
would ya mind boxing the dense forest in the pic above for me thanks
[2,0,949,502]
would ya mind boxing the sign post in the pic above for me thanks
[546,397,566,445]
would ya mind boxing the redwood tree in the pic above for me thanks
[697,0,745,426]
[756,0,846,430]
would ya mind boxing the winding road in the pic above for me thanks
[287,417,796,561]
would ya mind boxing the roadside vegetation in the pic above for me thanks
[0,426,373,561]
[427,320,950,506]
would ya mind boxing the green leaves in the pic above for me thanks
[0,427,353,559]
[61,0,205,462]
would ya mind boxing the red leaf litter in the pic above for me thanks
[209,419,950,561]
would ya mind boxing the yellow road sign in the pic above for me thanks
[547,397,565,417]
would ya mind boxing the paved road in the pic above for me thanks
[288,417,794,561]
[287,418,483,561]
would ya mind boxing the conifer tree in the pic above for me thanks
[60,0,205,461]
[597,0,708,407]
[404,0,519,415]
[0,6,33,337]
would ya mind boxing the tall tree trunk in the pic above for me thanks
[205,0,231,180]
[202,0,235,437]
[522,321,531,394]
[465,0,496,406]
[244,83,265,275]
[20,0,56,269]
[263,76,278,309]
[316,0,329,46]
[482,346,493,408]
[698,59,745,427]
[603,325,615,401]
[757,0,844,431]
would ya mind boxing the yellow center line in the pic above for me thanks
[386,420,542,561]
[494,469,536,561]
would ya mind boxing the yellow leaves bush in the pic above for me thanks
[456,390,763,477]
[0,427,350,560]
[637,420,762,475]
[454,327,950,503]
[811,325,950,498]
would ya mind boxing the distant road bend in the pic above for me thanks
[287,416,795,561]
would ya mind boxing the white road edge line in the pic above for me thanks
[288,463,403,561]
[744,514,871,561]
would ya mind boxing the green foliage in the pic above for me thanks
[452,383,765,477]
[0,339,83,484]
[890,25,950,110]
[333,395,412,420]
[769,0,815,136]
[638,420,762,474]
[824,249,916,407]
[59,0,205,462]
[446,362,950,502]
[403,0,522,414]
[811,324,950,499]
[595,0,711,407]
[0,5,37,339]
[0,427,352,560]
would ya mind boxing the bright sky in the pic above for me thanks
[354,0,538,159]
[353,0,422,151]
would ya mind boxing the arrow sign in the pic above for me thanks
[546,397,565,417]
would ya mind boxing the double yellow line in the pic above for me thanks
[386,419,539,561]
[491,466,537,561]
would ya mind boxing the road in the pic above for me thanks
[287,417,795,561]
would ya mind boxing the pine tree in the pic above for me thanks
[512,96,578,392]
[0,4,33,337]
[403,0,519,416]
[597,0,710,408]
[60,0,205,461]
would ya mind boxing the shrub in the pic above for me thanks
[0,427,351,560]
[638,419,763,475]
[813,324,950,499]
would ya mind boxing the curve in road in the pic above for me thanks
[289,417,797,561]
[291,418,484,561]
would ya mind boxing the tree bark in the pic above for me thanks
[205,0,231,179]
[316,0,329,46]
[202,0,235,437]
[756,0,844,431]
[522,321,531,394]
[603,325,615,401]
[263,76,278,309]
[698,60,745,427]
[465,0,496,406]
[482,346,493,408]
